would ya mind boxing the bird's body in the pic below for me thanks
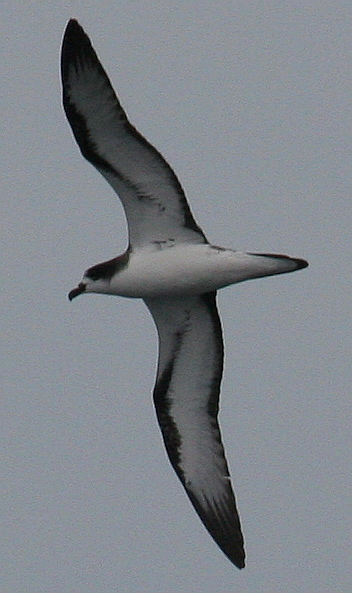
[61,19,307,569]
[75,243,304,299]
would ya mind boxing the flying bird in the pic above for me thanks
[61,19,308,569]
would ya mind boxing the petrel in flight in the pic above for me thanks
[61,19,307,569]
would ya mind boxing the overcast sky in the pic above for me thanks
[1,1,351,592]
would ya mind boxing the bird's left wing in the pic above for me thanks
[61,20,207,249]
[145,292,245,568]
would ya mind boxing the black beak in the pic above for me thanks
[68,282,86,301]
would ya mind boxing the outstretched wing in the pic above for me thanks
[145,292,245,568]
[61,20,207,249]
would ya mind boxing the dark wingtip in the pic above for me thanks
[61,19,94,78]
[64,19,83,35]
[62,19,85,52]
[235,557,245,569]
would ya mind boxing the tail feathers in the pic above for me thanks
[253,252,308,271]
[247,252,308,277]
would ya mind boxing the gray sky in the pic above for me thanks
[2,1,351,591]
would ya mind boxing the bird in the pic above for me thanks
[61,19,308,569]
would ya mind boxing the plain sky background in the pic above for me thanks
[1,1,351,592]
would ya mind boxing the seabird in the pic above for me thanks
[61,19,308,569]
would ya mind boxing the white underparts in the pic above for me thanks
[85,244,302,298]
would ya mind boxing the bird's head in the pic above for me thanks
[68,253,129,301]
